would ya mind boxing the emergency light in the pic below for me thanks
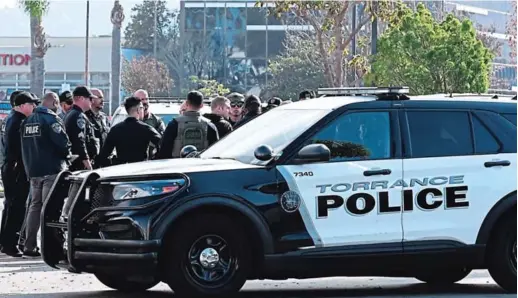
[317,86,410,97]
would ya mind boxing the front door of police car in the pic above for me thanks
[278,111,404,247]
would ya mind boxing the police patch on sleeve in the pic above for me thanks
[280,190,301,213]
[77,118,86,129]
[51,122,62,133]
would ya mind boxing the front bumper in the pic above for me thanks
[40,170,187,274]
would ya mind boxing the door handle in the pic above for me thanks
[363,169,391,176]
[484,160,511,168]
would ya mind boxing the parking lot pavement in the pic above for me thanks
[0,258,512,298]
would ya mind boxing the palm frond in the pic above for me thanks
[19,0,49,18]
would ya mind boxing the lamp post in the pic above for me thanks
[85,0,90,86]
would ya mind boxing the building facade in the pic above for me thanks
[180,0,517,93]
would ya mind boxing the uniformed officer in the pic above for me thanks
[20,93,71,257]
[0,92,38,257]
[134,89,166,134]
[157,91,219,159]
[0,91,22,170]
[203,96,233,139]
[226,92,245,126]
[64,86,99,171]
[58,91,73,120]
[96,96,161,166]
[234,95,262,129]
[85,88,109,166]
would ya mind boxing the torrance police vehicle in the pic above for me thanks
[41,87,517,296]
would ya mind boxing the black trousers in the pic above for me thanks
[0,166,29,249]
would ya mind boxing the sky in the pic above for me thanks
[0,0,181,37]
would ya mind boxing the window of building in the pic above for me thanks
[225,7,246,31]
[246,31,266,58]
[472,114,500,154]
[305,111,392,162]
[247,7,267,25]
[267,31,286,57]
[0,74,16,87]
[66,73,84,81]
[407,111,474,158]
[206,7,225,30]
[185,7,205,30]
[91,72,110,86]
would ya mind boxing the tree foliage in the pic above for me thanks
[507,0,517,62]
[122,56,174,96]
[19,0,49,20]
[183,76,230,97]
[264,32,326,100]
[123,0,178,51]
[256,0,401,87]
[367,3,494,95]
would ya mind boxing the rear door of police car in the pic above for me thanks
[400,107,517,246]
[278,107,405,247]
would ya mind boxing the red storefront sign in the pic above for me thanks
[0,54,31,66]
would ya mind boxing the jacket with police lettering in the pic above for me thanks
[2,110,27,182]
[157,111,219,159]
[21,106,71,178]
[64,105,99,170]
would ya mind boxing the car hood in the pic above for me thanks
[73,158,261,179]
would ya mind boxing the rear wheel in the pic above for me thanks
[164,214,251,297]
[487,214,517,293]
[415,268,471,285]
[94,273,159,292]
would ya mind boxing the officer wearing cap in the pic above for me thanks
[85,88,110,158]
[58,91,73,120]
[0,91,23,170]
[20,92,71,257]
[264,97,282,113]
[0,92,38,257]
[64,86,99,171]
[234,95,262,129]
[226,92,245,126]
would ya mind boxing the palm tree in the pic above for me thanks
[20,0,49,98]
[110,0,125,115]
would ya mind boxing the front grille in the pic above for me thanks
[89,184,114,212]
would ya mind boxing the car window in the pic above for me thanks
[472,114,500,154]
[304,111,391,162]
[406,111,473,158]
[502,113,516,126]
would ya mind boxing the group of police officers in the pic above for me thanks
[0,86,313,258]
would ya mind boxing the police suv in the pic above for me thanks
[41,87,517,296]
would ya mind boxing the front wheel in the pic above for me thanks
[415,268,471,285]
[488,215,517,293]
[94,273,160,292]
[164,214,251,297]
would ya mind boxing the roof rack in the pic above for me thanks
[317,86,410,98]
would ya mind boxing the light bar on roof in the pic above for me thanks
[317,87,410,96]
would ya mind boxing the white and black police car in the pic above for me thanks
[41,87,517,296]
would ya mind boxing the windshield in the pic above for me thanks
[199,108,331,164]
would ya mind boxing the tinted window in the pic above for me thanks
[407,111,473,158]
[306,111,391,162]
[472,114,500,154]
[502,113,516,126]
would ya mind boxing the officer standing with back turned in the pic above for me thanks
[64,86,99,171]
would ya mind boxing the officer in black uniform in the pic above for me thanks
[20,95,71,257]
[96,96,161,166]
[0,92,38,257]
[0,91,22,170]
[85,88,109,167]
[64,86,99,171]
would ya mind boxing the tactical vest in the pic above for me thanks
[172,111,209,158]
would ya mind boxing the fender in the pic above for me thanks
[476,190,516,245]
[150,194,275,254]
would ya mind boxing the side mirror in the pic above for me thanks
[254,144,274,161]
[180,145,198,158]
[293,144,330,164]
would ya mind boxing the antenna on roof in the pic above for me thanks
[317,86,410,100]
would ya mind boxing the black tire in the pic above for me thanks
[487,214,517,293]
[94,273,160,292]
[164,214,251,297]
[415,268,471,285]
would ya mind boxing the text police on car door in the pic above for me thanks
[316,175,468,217]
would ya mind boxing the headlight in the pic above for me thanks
[110,179,185,200]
